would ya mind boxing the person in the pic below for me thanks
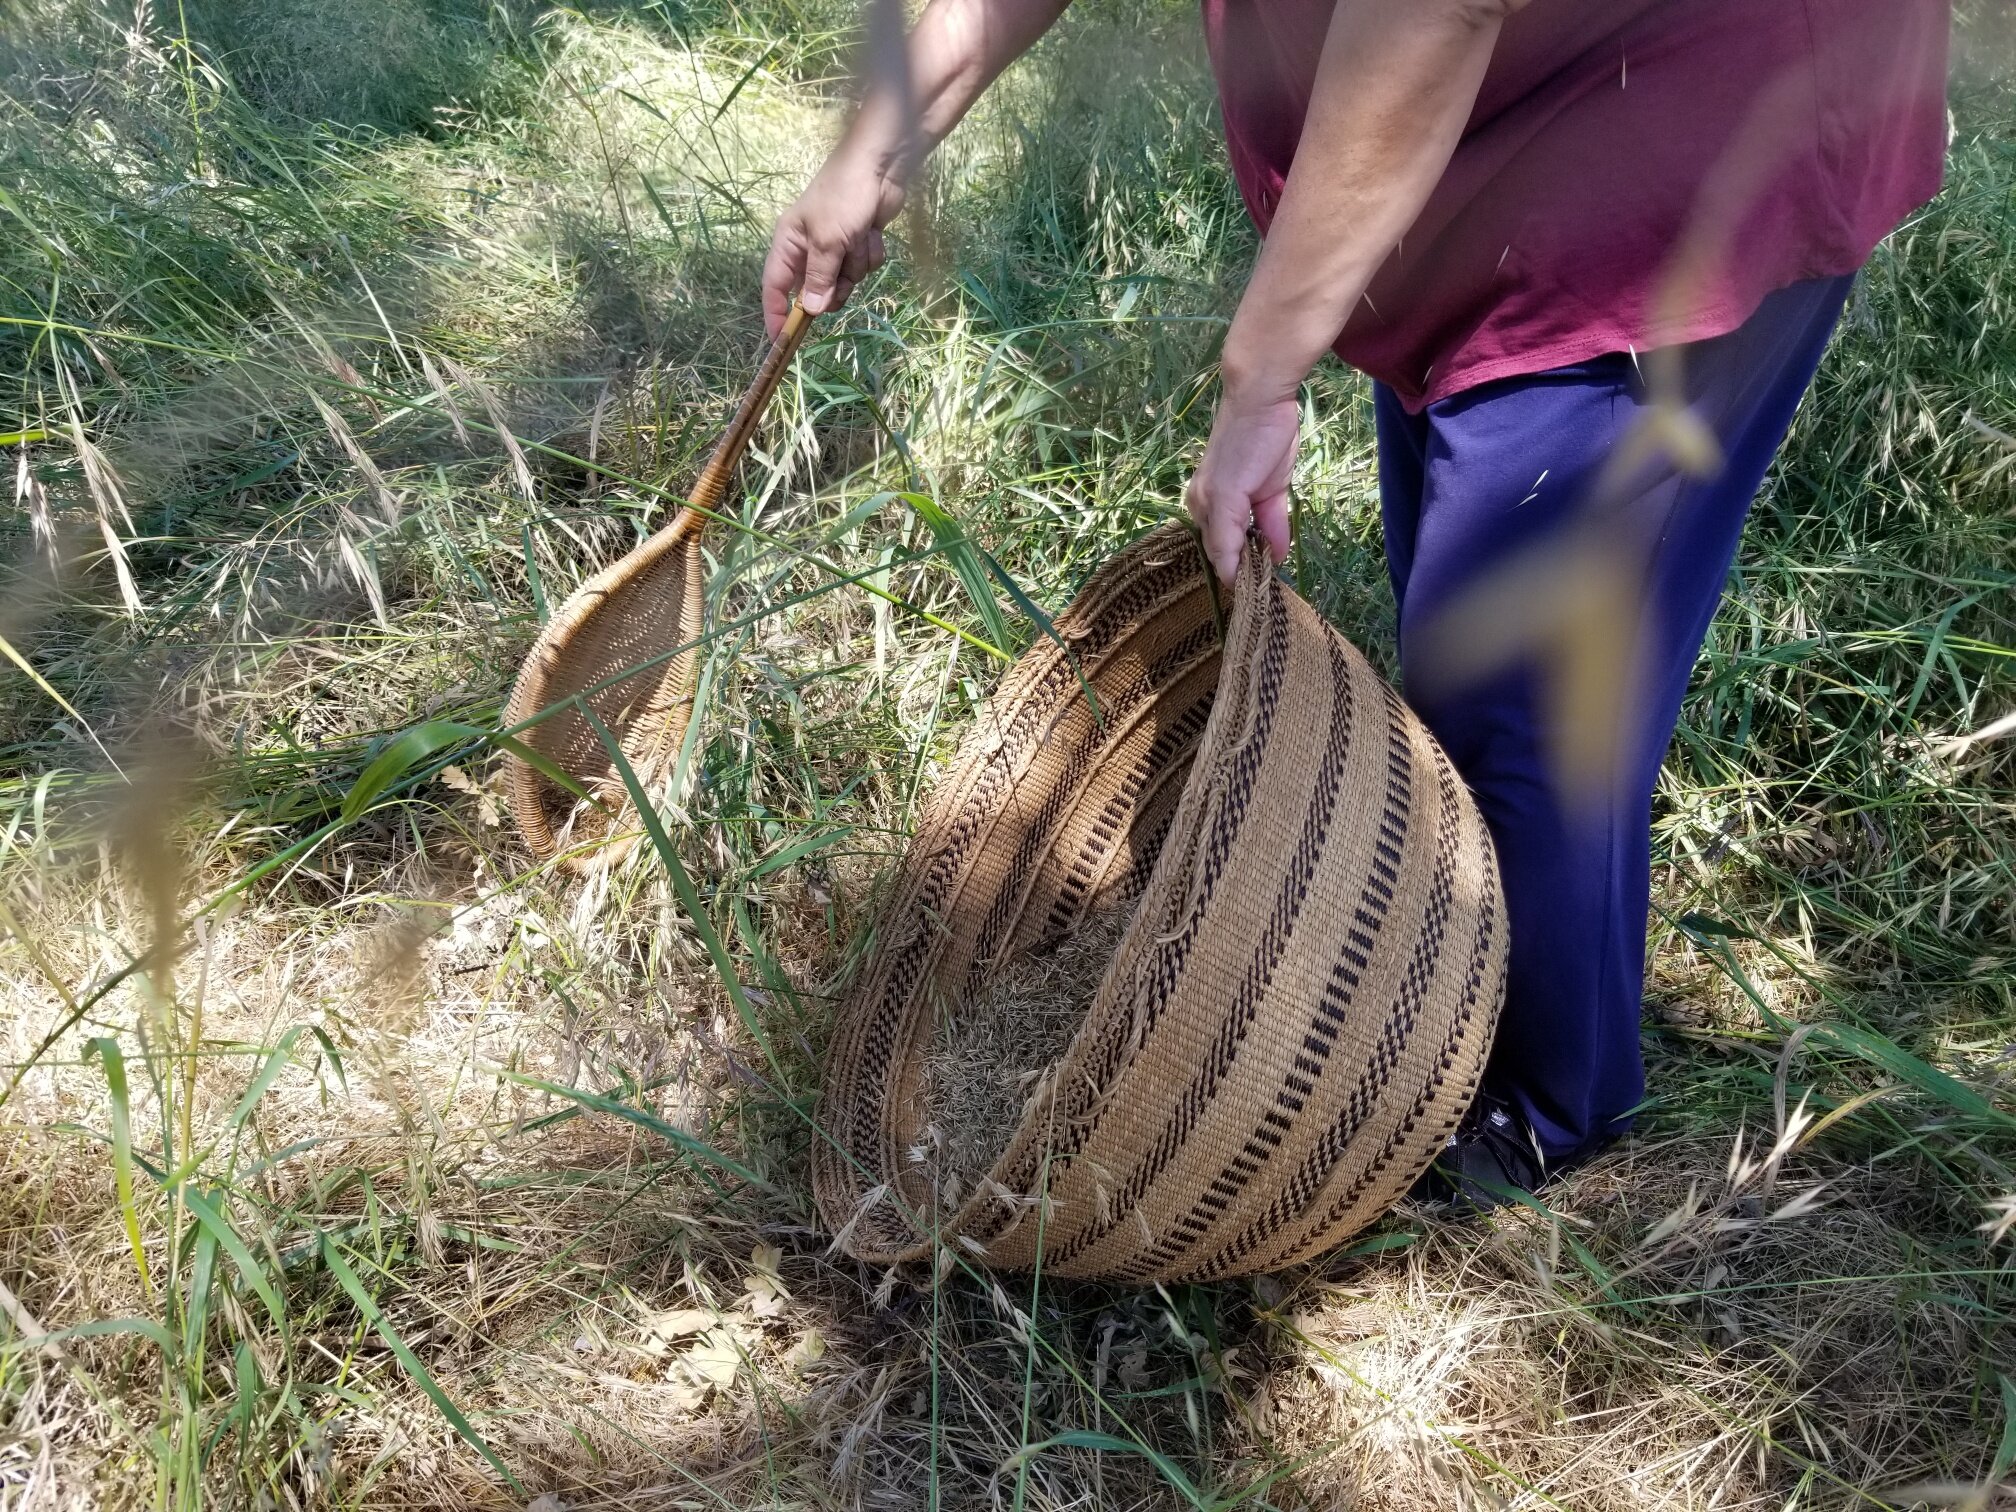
[762,0,1951,1200]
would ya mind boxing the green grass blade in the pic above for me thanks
[340,720,482,822]
[319,1235,524,1496]
[899,491,1013,654]
[520,522,548,624]
[86,1038,154,1299]
[638,170,684,238]
[178,1187,286,1333]
[227,1027,303,1131]
[708,44,777,124]
[307,1025,349,1094]
[1008,1430,1206,1510]
[184,1208,220,1354]
[0,628,86,724]
[979,539,1103,726]
[1992,1374,2016,1484]
[1816,1021,2008,1126]
[577,703,788,1091]
[496,1069,767,1189]
[2,1316,175,1353]
[740,824,857,884]
[51,1120,167,1181]
[486,731,609,813]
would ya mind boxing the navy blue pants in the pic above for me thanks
[1373,274,1852,1164]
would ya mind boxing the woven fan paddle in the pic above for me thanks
[503,303,814,873]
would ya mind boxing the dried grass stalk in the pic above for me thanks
[918,908,1132,1208]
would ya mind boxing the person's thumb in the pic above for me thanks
[761,212,812,338]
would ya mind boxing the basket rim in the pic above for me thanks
[813,525,1262,1265]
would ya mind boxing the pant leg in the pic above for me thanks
[1374,275,1853,1163]
[1373,382,1431,611]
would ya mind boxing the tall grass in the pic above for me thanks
[1,1,2012,1508]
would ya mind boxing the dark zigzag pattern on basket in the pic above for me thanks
[873,559,1203,994]
[833,555,1220,1250]
[1114,679,1424,1280]
[966,594,1290,1246]
[1037,686,1217,944]
[1183,732,1463,1278]
[860,558,1205,1038]
[1260,769,1504,1273]
[1040,631,1359,1271]
[1081,754,1195,924]
[960,623,1220,993]
[966,585,1293,1246]
[1117,775,1188,903]
[833,553,1209,1207]
[877,550,1204,961]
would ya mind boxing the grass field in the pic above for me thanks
[2,2,2014,1507]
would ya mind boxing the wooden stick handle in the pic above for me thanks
[684,302,815,516]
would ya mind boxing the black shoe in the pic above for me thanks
[1411,1090,1548,1212]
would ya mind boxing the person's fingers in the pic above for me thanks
[867,226,887,272]
[1251,491,1292,566]
[1197,488,1249,587]
[830,275,856,311]
[1185,468,1245,585]
[839,235,872,292]
[798,230,849,315]
[1183,470,1213,538]
[761,218,806,338]
[1206,511,1247,586]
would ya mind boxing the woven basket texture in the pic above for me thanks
[501,510,707,871]
[814,523,1509,1282]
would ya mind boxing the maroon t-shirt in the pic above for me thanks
[1200,0,1950,410]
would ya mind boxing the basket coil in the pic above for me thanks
[814,523,1509,1282]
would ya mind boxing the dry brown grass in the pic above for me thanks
[6,783,2010,1510]
[919,908,1134,1209]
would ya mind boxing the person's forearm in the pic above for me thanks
[1221,0,1525,402]
[842,0,1073,180]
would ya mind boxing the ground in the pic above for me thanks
[2,2,2015,1509]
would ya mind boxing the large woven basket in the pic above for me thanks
[813,523,1509,1282]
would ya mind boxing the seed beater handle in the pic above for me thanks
[684,302,815,517]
